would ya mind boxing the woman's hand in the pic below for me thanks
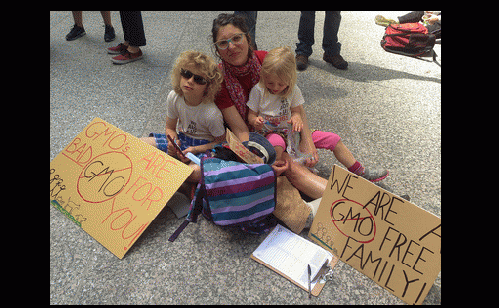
[222,106,250,141]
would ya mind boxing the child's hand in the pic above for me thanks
[299,136,319,168]
[271,159,289,177]
[167,136,182,157]
[252,116,265,131]
[288,114,303,132]
[182,146,200,155]
[304,154,319,168]
[180,147,199,164]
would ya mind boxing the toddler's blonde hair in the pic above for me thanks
[259,46,297,99]
[171,50,223,103]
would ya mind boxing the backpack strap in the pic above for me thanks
[432,50,441,67]
[387,23,427,33]
[419,49,440,67]
[168,157,210,242]
[384,32,415,37]
[168,183,206,242]
[168,220,190,242]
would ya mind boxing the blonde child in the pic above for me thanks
[247,46,389,182]
[247,46,304,162]
[142,50,226,182]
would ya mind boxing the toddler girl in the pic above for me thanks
[247,45,304,162]
[142,50,226,182]
[247,46,388,182]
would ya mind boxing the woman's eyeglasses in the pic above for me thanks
[180,68,208,85]
[213,33,246,50]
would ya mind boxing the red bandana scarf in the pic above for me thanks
[220,53,262,122]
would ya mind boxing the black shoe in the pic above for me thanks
[66,24,86,41]
[323,53,348,70]
[104,25,116,42]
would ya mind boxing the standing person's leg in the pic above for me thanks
[234,11,258,49]
[66,11,85,41]
[72,11,83,27]
[296,11,316,57]
[121,11,146,51]
[322,11,341,57]
[112,11,145,64]
[322,11,347,70]
[100,11,112,26]
[295,11,316,71]
[100,11,115,42]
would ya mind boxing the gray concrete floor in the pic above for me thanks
[50,11,440,304]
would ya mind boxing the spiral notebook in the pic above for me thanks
[250,224,339,296]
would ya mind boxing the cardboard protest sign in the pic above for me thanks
[50,118,193,259]
[308,165,440,305]
[225,128,263,164]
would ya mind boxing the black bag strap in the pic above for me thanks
[387,23,422,33]
[167,186,206,242]
[168,158,209,242]
[385,32,431,38]
[168,220,190,242]
[385,24,431,37]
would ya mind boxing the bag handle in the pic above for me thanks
[387,23,427,34]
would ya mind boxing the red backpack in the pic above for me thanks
[381,23,436,57]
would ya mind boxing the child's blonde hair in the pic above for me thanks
[259,46,297,99]
[171,50,223,103]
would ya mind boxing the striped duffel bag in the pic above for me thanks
[169,157,277,241]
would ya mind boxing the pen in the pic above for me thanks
[308,264,312,299]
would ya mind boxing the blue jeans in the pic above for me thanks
[234,11,257,48]
[295,11,342,57]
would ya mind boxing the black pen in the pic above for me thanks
[308,264,312,299]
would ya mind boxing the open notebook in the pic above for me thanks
[251,224,338,296]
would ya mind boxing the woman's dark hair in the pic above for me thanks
[211,13,253,60]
